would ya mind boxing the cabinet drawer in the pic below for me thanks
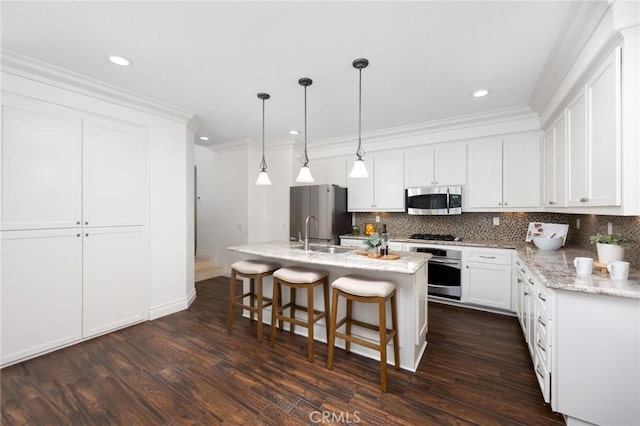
[467,249,511,265]
[535,323,550,368]
[534,354,551,403]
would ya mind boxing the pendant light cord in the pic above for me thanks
[260,97,267,171]
[303,84,309,167]
[356,66,365,160]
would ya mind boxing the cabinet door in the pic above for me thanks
[373,151,405,211]
[404,148,435,187]
[587,48,621,206]
[467,139,503,208]
[543,127,556,207]
[463,262,512,310]
[567,88,588,206]
[435,143,466,185]
[347,157,374,211]
[553,116,567,207]
[83,118,148,227]
[83,226,147,338]
[1,102,82,230]
[1,229,82,366]
[503,136,541,208]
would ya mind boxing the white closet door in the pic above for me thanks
[82,226,147,338]
[1,228,83,366]
[82,117,147,227]
[1,101,82,230]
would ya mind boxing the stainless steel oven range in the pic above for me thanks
[408,234,462,300]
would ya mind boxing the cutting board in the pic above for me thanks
[355,251,400,260]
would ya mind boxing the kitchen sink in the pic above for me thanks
[296,245,351,254]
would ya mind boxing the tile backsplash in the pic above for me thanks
[354,212,640,269]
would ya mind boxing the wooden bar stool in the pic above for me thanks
[326,275,400,392]
[269,266,329,363]
[228,259,280,342]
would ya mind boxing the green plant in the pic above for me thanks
[363,233,381,250]
[589,233,634,248]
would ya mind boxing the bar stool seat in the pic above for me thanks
[270,266,329,363]
[228,259,280,342]
[327,275,400,392]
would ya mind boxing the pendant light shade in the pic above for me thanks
[295,78,315,183]
[255,92,272,186]
[349,58,370,179]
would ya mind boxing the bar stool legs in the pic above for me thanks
[327,275,400,392]
[228,260,280,342]
[269,266,329,363]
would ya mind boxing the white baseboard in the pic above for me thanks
[148,288,197,320]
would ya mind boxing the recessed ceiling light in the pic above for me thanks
[289,130,300,135]
[199,136,209,141]
[108,55,133,67]
[472,89,490,98]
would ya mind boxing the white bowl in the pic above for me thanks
[532,236,563,251]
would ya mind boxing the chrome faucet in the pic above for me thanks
[304,215,319,251]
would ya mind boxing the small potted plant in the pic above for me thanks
[589,233,634,264]
[363,233,382,256]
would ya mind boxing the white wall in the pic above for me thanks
[195,140,294,273]
[2,63,195,320]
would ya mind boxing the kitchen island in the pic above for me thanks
[227,241,430,372]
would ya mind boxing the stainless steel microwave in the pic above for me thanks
[405,186,462,215]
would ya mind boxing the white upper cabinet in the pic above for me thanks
[503,135,541,208]
[404,143,466,187]
[467,135,541,210]
[1,99,148,230]
[543,114,567,208]
[467,138,503,209]
[82,117,147,227]
[348,151,404,212]
[567,47,621,207]
[308,156,347,187]
[1,102,82,230]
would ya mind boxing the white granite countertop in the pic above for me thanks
[514,243,640,299]
[228,241,430,275]
[341,234,640,299]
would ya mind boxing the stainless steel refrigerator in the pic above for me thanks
[290,184,351,245]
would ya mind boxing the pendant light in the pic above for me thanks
[295,77,314,183]
[349,58,370,178]
[255,92,272,185]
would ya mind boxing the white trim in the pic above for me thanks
[148,289,196,320]
[1,50,194,124]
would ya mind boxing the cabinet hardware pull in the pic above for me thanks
[516,261,521,266]
[548,201,556,205]
[528,279,535,285]
[524,292,529,296]
[537,340,546,352]
[76,233,80,237]
[517,278,523,283]
[520,268,526,273]
[498,202,502,206]
[537,293,546,302]
[85,233,89,237]
[85,221,89,225]
[536,365,544,378]
[479,255,496,259]
[504,202,508,206]
[537,316,546,327]
[465,265,469,269]
[76,221,80,225]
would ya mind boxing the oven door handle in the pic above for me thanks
[429,258,461,266]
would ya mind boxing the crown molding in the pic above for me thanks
[529,1,610,117]
[1,50,194,124]
[308,105,539,156]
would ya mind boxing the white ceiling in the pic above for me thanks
[1,1,578,146]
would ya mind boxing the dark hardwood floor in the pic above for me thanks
[1,277,564,425]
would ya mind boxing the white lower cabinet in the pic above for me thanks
[1,229,83,366]
[462,248,512,311]
[514,254,552,404]
[82,226,148,338]
[1,226,148,366]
